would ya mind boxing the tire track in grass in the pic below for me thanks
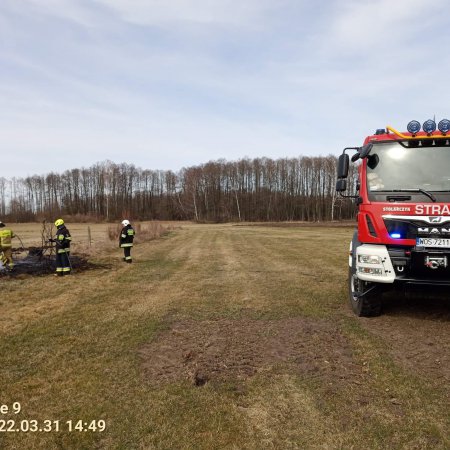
[127,225,228,317]
[222,226,339,317]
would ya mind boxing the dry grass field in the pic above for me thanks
[0,223,449,449]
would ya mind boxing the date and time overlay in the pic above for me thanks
[0,401,106,433]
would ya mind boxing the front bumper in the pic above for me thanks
[389,247,450,286]
[354,244,450,285]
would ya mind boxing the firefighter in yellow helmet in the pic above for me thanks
[49,219,72,276]
[0,221,15,272]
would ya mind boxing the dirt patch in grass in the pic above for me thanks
[361,297,450,385]
[139,318,361,386]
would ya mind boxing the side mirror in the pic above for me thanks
[337,154,349,179]
[336,179,347,192]
[359,143,373,159]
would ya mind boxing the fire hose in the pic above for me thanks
[14,233,26,252]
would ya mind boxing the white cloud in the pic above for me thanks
[327,0,447,53]
[2,0,450,178]
[94,0,286,27]
[3,0,291,29]
[4,0,100,27]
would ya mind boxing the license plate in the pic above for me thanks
[416,238,450,248]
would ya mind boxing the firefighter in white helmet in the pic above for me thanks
[119,220,135,263]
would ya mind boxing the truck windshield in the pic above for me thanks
[366,142,450,192]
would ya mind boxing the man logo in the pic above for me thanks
[418,227,450,235]
[429,217,442,223]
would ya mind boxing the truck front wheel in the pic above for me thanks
[348,267,382,317]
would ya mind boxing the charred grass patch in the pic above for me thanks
[1,224,449,449]
[0,249,108,279]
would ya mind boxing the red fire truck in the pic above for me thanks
[336,119,450,316]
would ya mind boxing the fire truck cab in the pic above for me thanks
[337,119,450,316]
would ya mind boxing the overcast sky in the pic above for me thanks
[1,0,449,177]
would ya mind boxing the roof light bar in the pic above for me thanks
[387,118,450,140]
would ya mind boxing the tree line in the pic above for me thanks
[1,156,359,222]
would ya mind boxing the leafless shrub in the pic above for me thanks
[108,224,121,241]
[107,221,178,243]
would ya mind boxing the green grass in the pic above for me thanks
[0,224,448,449]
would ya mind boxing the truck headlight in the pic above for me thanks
[358,267,383,276]
[358,255,382,264]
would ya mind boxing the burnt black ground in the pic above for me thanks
[0,247,105,277]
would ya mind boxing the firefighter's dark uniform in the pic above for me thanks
[119,224,135,263]
[54,224,72,275]
[0,224,15,271]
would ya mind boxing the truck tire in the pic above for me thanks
[348,266,382,317]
